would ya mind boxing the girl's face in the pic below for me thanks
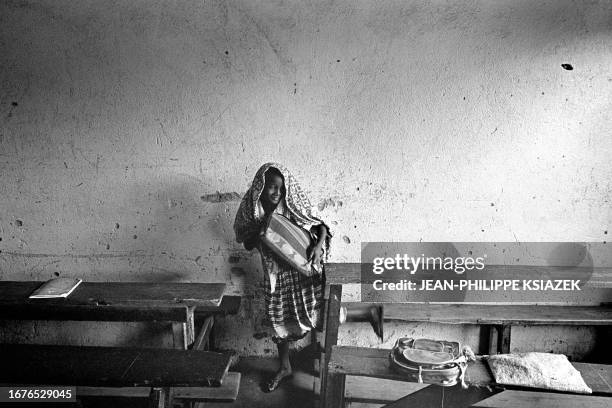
[262,174,284,206]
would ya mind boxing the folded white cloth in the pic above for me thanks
[487,352,592,394]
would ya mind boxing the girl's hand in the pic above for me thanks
[308,243,324,267]
[259,215,271,237]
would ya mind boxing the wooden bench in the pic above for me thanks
[193,295,241,351]
[344,302,612,354]
[319,263,612,405]
[323,346,612,408]
[0,281,229,350]
[0,343,240,407]
[471,390,611,408]
[77,372,241,403]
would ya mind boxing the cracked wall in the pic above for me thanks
[0,0,611,358]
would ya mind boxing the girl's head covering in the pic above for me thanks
[234,162,332,252]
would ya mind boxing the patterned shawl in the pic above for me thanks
[234,162,332,255]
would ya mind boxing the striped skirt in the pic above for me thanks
[260,245,324,343]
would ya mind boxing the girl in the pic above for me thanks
[234,163,331,392]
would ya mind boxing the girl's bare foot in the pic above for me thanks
[266,367,293,392]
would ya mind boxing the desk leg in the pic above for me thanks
[487,325,498,355]
[173,306,195,350]
[192,315,215,351]
[149,387,173,408]
[499,325,511,354]
[320,284,342,406]
[209,315,216,351]
[323,371,345,408]
[488,325,511,354]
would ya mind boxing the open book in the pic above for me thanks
[29,278,83,299]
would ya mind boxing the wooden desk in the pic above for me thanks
[0,343,235,408]
[325,346,612,408]
[0,343,232,387]
[0,281,226,349]
[319,263,612,404]
[471,390,611,408]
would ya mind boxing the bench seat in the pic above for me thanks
[319,265,612,404]
[367,303,612,326]
[0,343,232,387]
[471,390,611,408]
[76,372,241,402]
[323,346,612,408]
[1,343,238,407]
[341,302,612,354]
[195,295,241,317]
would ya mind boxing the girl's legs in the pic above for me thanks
[277,339,292,376]
[266,339,293,392]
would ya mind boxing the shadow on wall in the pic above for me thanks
[112,175,244,282]
[119,173,266,299]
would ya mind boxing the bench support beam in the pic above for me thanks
[488,325,511,355]
[320,283,343,404]
[173,306,195,350]
[149,387,172,408]
[323,371,346,408]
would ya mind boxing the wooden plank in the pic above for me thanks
[345,376,427,403]
[499,325,511,354]
[75,372,241,401]
[325,264,612,287]
[323,371,346,408]
[488,325,499,355]
[354,303,612,326]
[76,372,240,401]
[0,281,227,321]
[328,346,612,395]
[321,284,343,404]
[195,295,241,316]
[328,347,491,387]
[381,383,499,408]
[192,316,214,350]
[346,403,385,408]
[0,302,191,322]
[0,344,232,387]
[324,285,343,351]
[0,281,225,307]
[175,372,240,402]
[77,386,151,398]
[172,306,195,349]
[186,305,195,345]
[173,322,188,350]
[574,363,612,395]
[148,387,165,408]
[472,390,611,408]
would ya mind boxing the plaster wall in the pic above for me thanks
[0,0,611,358]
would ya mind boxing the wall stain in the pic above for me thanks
[231,267,245,275]
[200,192,241,202]
[318,198,343,211]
